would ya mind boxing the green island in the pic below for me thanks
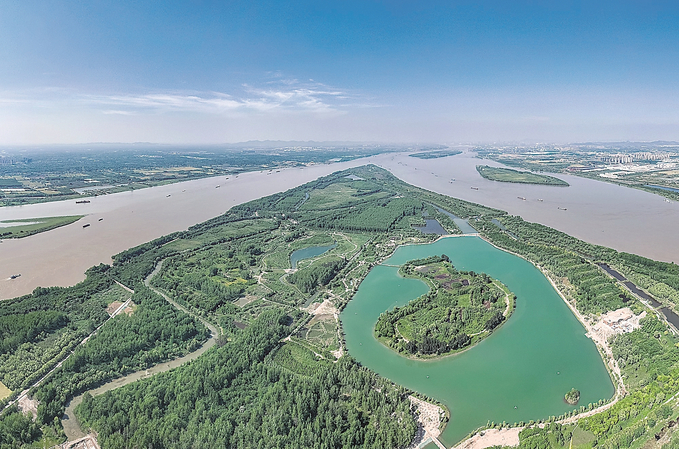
[565,388,581,405]
[409,149,463,159]
[475,143,679,202]
[476,164,570,186]
[0,215,84,239]
[375,255,514,358]
[3,165,679,449]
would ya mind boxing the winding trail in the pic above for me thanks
[61,260,218,441]
[3,285,134,416]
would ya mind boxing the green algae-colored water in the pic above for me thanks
[289,243,337,268]
[340,236,614,446]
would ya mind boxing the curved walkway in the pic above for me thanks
[62,260,218,441]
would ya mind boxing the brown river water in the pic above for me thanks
[1,151,678,300]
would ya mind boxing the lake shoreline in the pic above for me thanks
[372,261,515,363]
[477,235,626,418]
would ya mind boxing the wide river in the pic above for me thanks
[2,151,678,299]
[341,236,614,445]
[2,150,677,299]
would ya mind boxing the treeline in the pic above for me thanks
[611,316,679,389]
[76,311,417,449]
[402,254,450,267]
[476,217,629,314]
[517,423,573,449]
[0,310,67,354]
[578,373,676,448]
[0,265,114,390]
[289,258,346,293]
[476,165,570,187]
[481,214,679,311]
[33,285,208,426]
[0,406,41,448]
[0,264,112,326]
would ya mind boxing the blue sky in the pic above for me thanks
[2,1,679,144]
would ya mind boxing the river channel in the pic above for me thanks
[3,150,679,300]
[341,235,614,446]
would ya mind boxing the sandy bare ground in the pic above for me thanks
[407,396,446,449]
[57,435,101,449]
[308,297,339,317]
[453,428,521,449]
[17,395,38,419]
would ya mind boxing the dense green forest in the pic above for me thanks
[33,285,208,426]
[477,214,679,315]
[0,265,117,392]
[375,256,512,357]
[4,164,679,449]
[75,310,417,449]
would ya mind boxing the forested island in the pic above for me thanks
[2,165,679,449]
[375,255,513,358]
[565,388,581,405]
[0,215,84,239]
[476,165,570,186]
[409,149,462,159]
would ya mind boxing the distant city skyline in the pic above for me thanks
[2,1,679,145]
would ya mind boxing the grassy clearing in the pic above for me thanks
[300,184,390,210]
[161,238,202,252]
[0,215,84,238]
[571,427,596,447]
[476,165,569,186]
[93,283,133,307]
[272,341,330,376]
[0,380,11,400]
[300,317,339,352]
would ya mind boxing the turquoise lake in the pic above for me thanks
[340,236,614,446]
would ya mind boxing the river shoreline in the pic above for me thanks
[4,150,679,301]
[0,158,376,300]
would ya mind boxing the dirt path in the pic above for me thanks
[6,289,134,417]
[61,260,219,441]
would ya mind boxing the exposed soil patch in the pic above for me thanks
[106,300,136,316]
[235,295,258,307]
[308,298,339,317]
[308,313,334,327]
[18,395,39,419]
[440,281,454,291]
[454,428,521,449]
[106,301,124,316]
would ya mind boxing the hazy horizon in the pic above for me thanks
[2,1,679,145]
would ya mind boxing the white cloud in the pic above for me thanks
[71,79,368,116]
